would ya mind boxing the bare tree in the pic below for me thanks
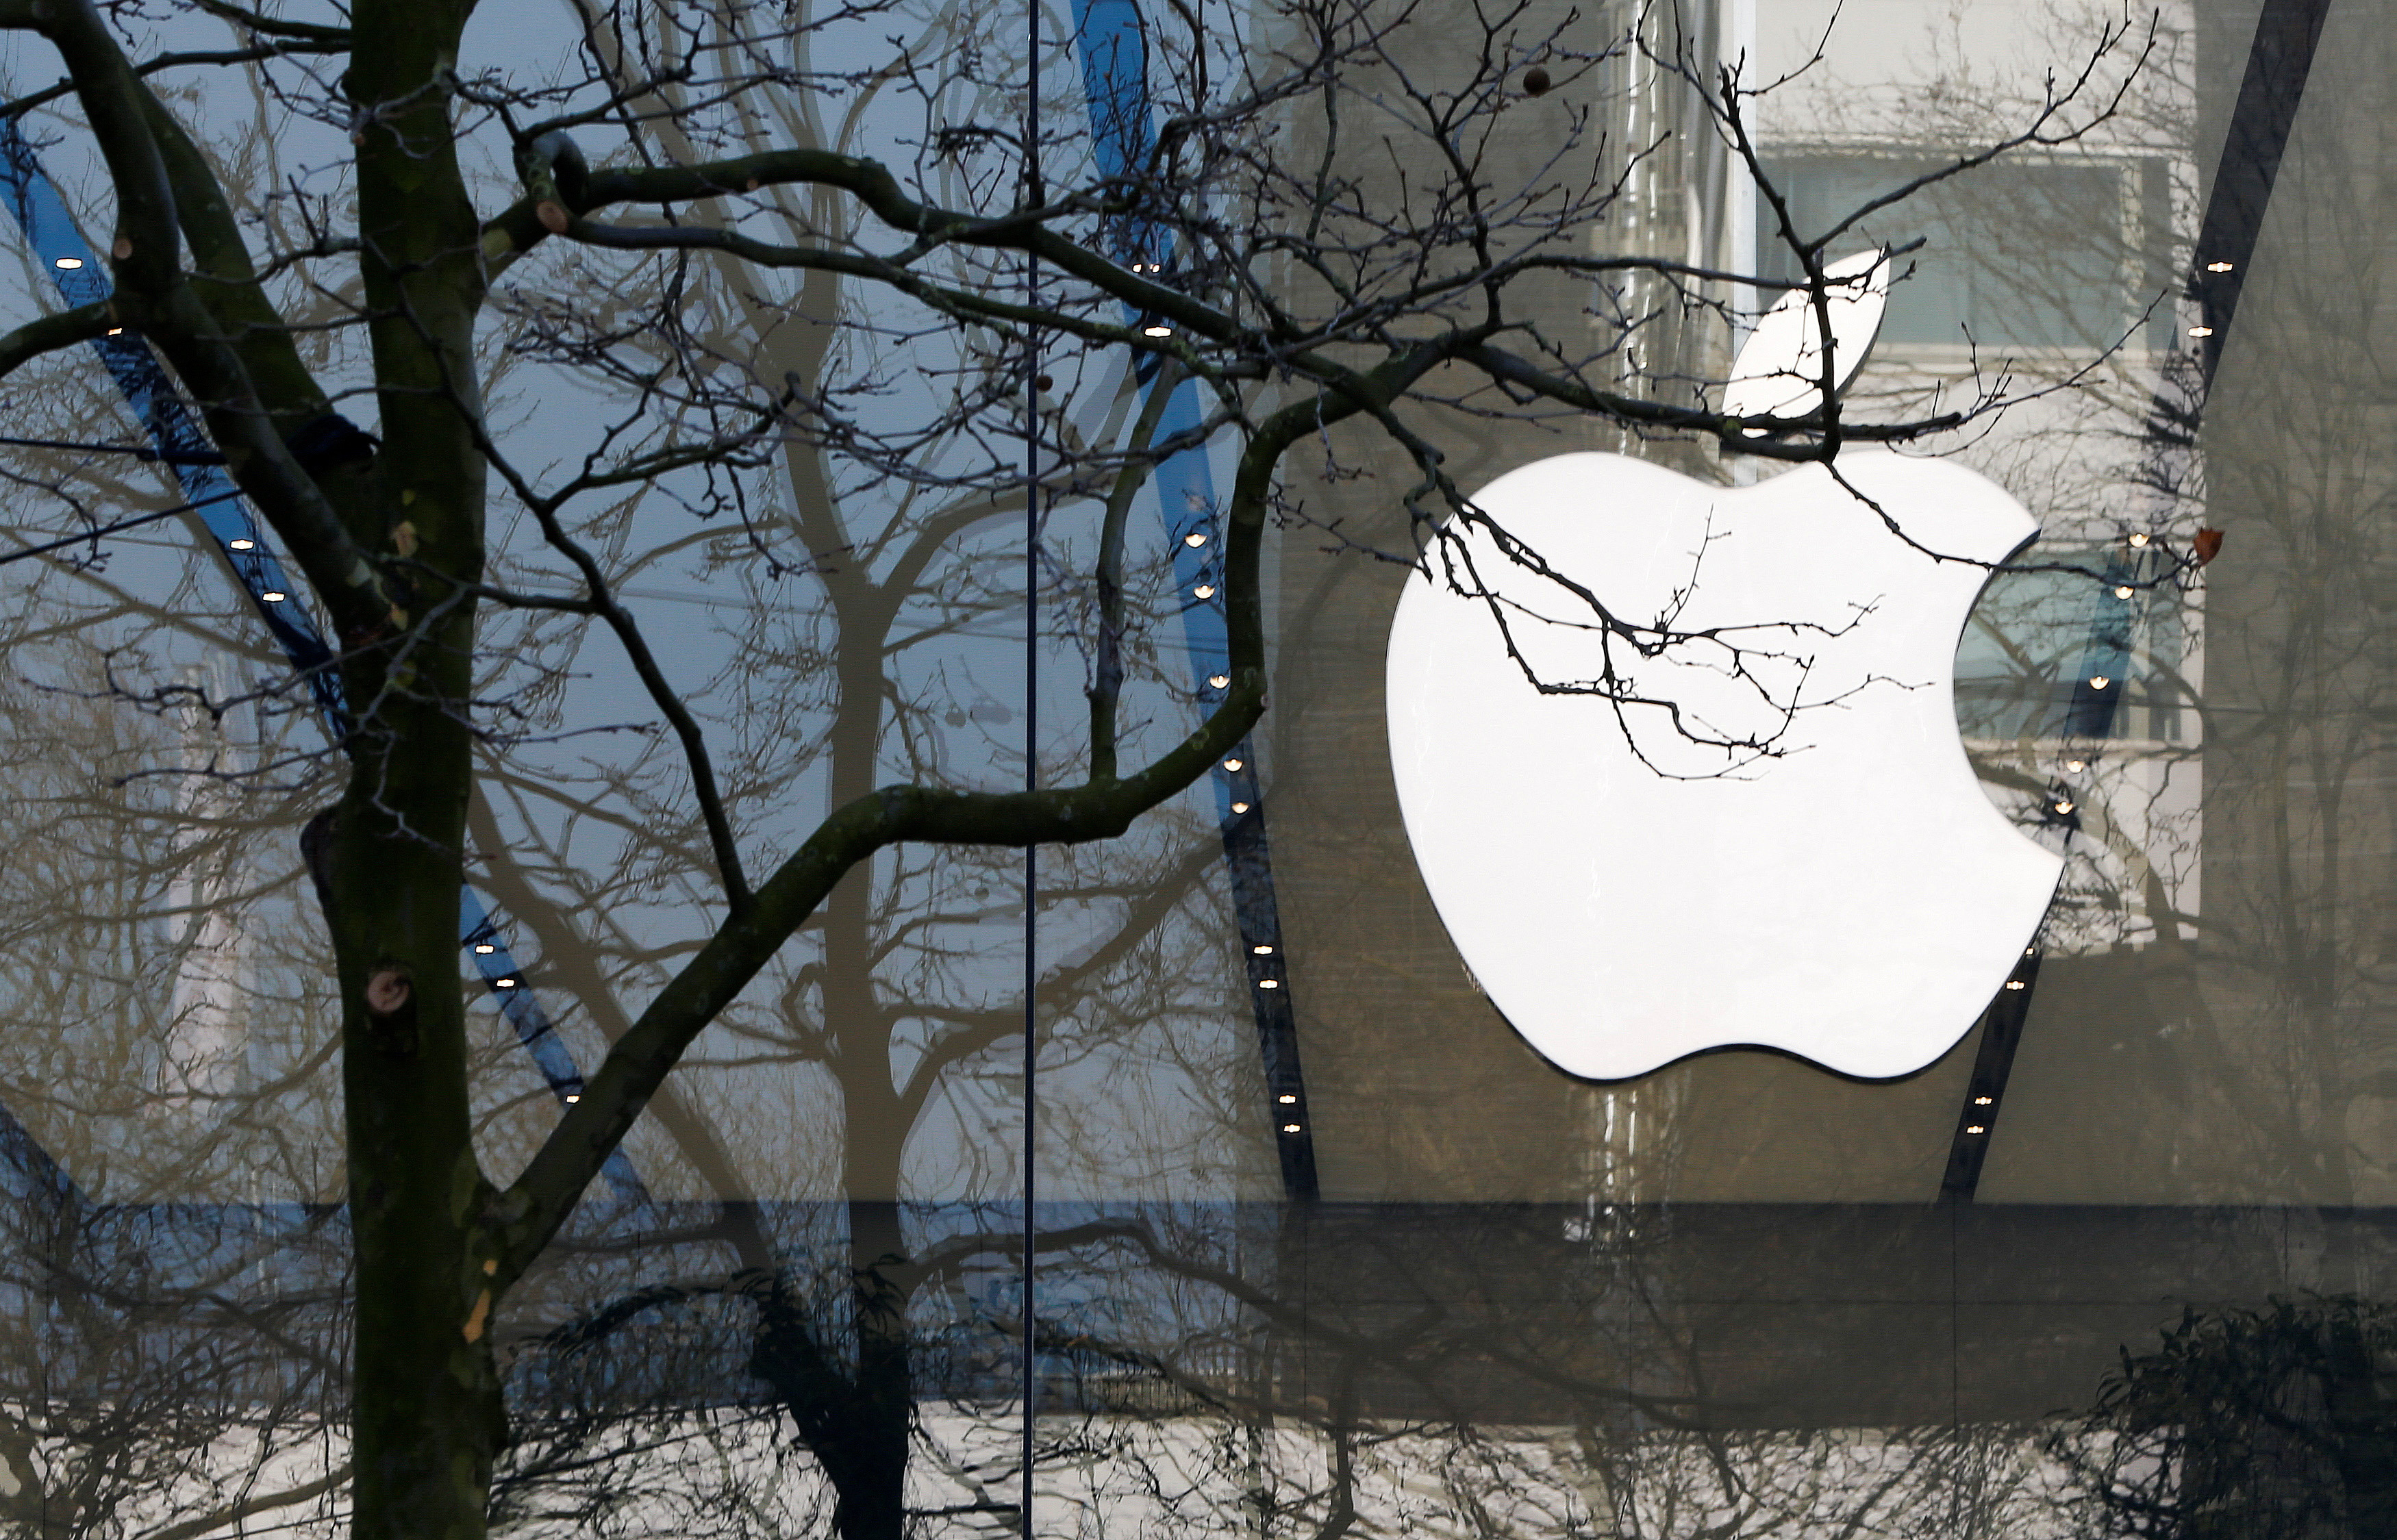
[0,0,2167,1534]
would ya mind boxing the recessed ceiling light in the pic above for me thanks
[496,977,517,988]
[53,257,81,270]
[564,1094,580,1104]
[1966,1124,1986,1135]
[2005,981,2026,991]
[1144,325,1173,338]
[473,943,496,955]
[260,590,288,603]
[1281,1122,1302,1133]
[2187,325,2213,338]
[1259,979,1280,989]
[227,538,255,551]
[1253,944,1272,955]
[2205,260,2233,272]
[1278,1094,1297,1104]
[105,327,123,336]
[1974,1096,1993,1105]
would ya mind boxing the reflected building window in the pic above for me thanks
[1956,546,2188,745]
[1757,152,2172,353]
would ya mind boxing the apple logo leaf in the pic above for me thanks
[1722,248,1891,432]
[1386,446,2063,1082]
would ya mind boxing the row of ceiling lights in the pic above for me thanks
[1963,946,2041,1135]
[1224,746,1301,1135]
[2187,258,2235,337]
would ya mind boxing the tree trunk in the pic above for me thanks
[738,1190,918,1540]
[816,498,917,1540]
[334,771,505,1540]
[338,3,497,1534]
[838,1195,915,1540]
[735,850,916,1540]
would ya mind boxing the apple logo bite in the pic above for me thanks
[1383,255,2063,1081]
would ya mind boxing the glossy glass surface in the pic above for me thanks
[3,1,2393,1535]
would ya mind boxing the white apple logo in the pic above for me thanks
[1384,256,2063,1080]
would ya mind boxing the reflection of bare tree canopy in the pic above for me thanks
[0,1180,353,1538]
[2058,1294,2397,1539]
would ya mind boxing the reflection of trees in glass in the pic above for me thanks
[497,1200,2118,1540]
[0,1185,351,1537]
[0,0,2179,1531]
[1958,546,2189,747]
[1959,538,2203,957]
[0,636,340,1200]
[1759,152,2153,350]
[1734,0,2397,1221]
[1942,0,2397,1209]
[421,26,1264,1535]
[2057,1296,2397,1540]
[1751,0,2397,1220]
[1741,5,2216,963]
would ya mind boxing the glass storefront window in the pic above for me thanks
[1,1,2393,1535]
